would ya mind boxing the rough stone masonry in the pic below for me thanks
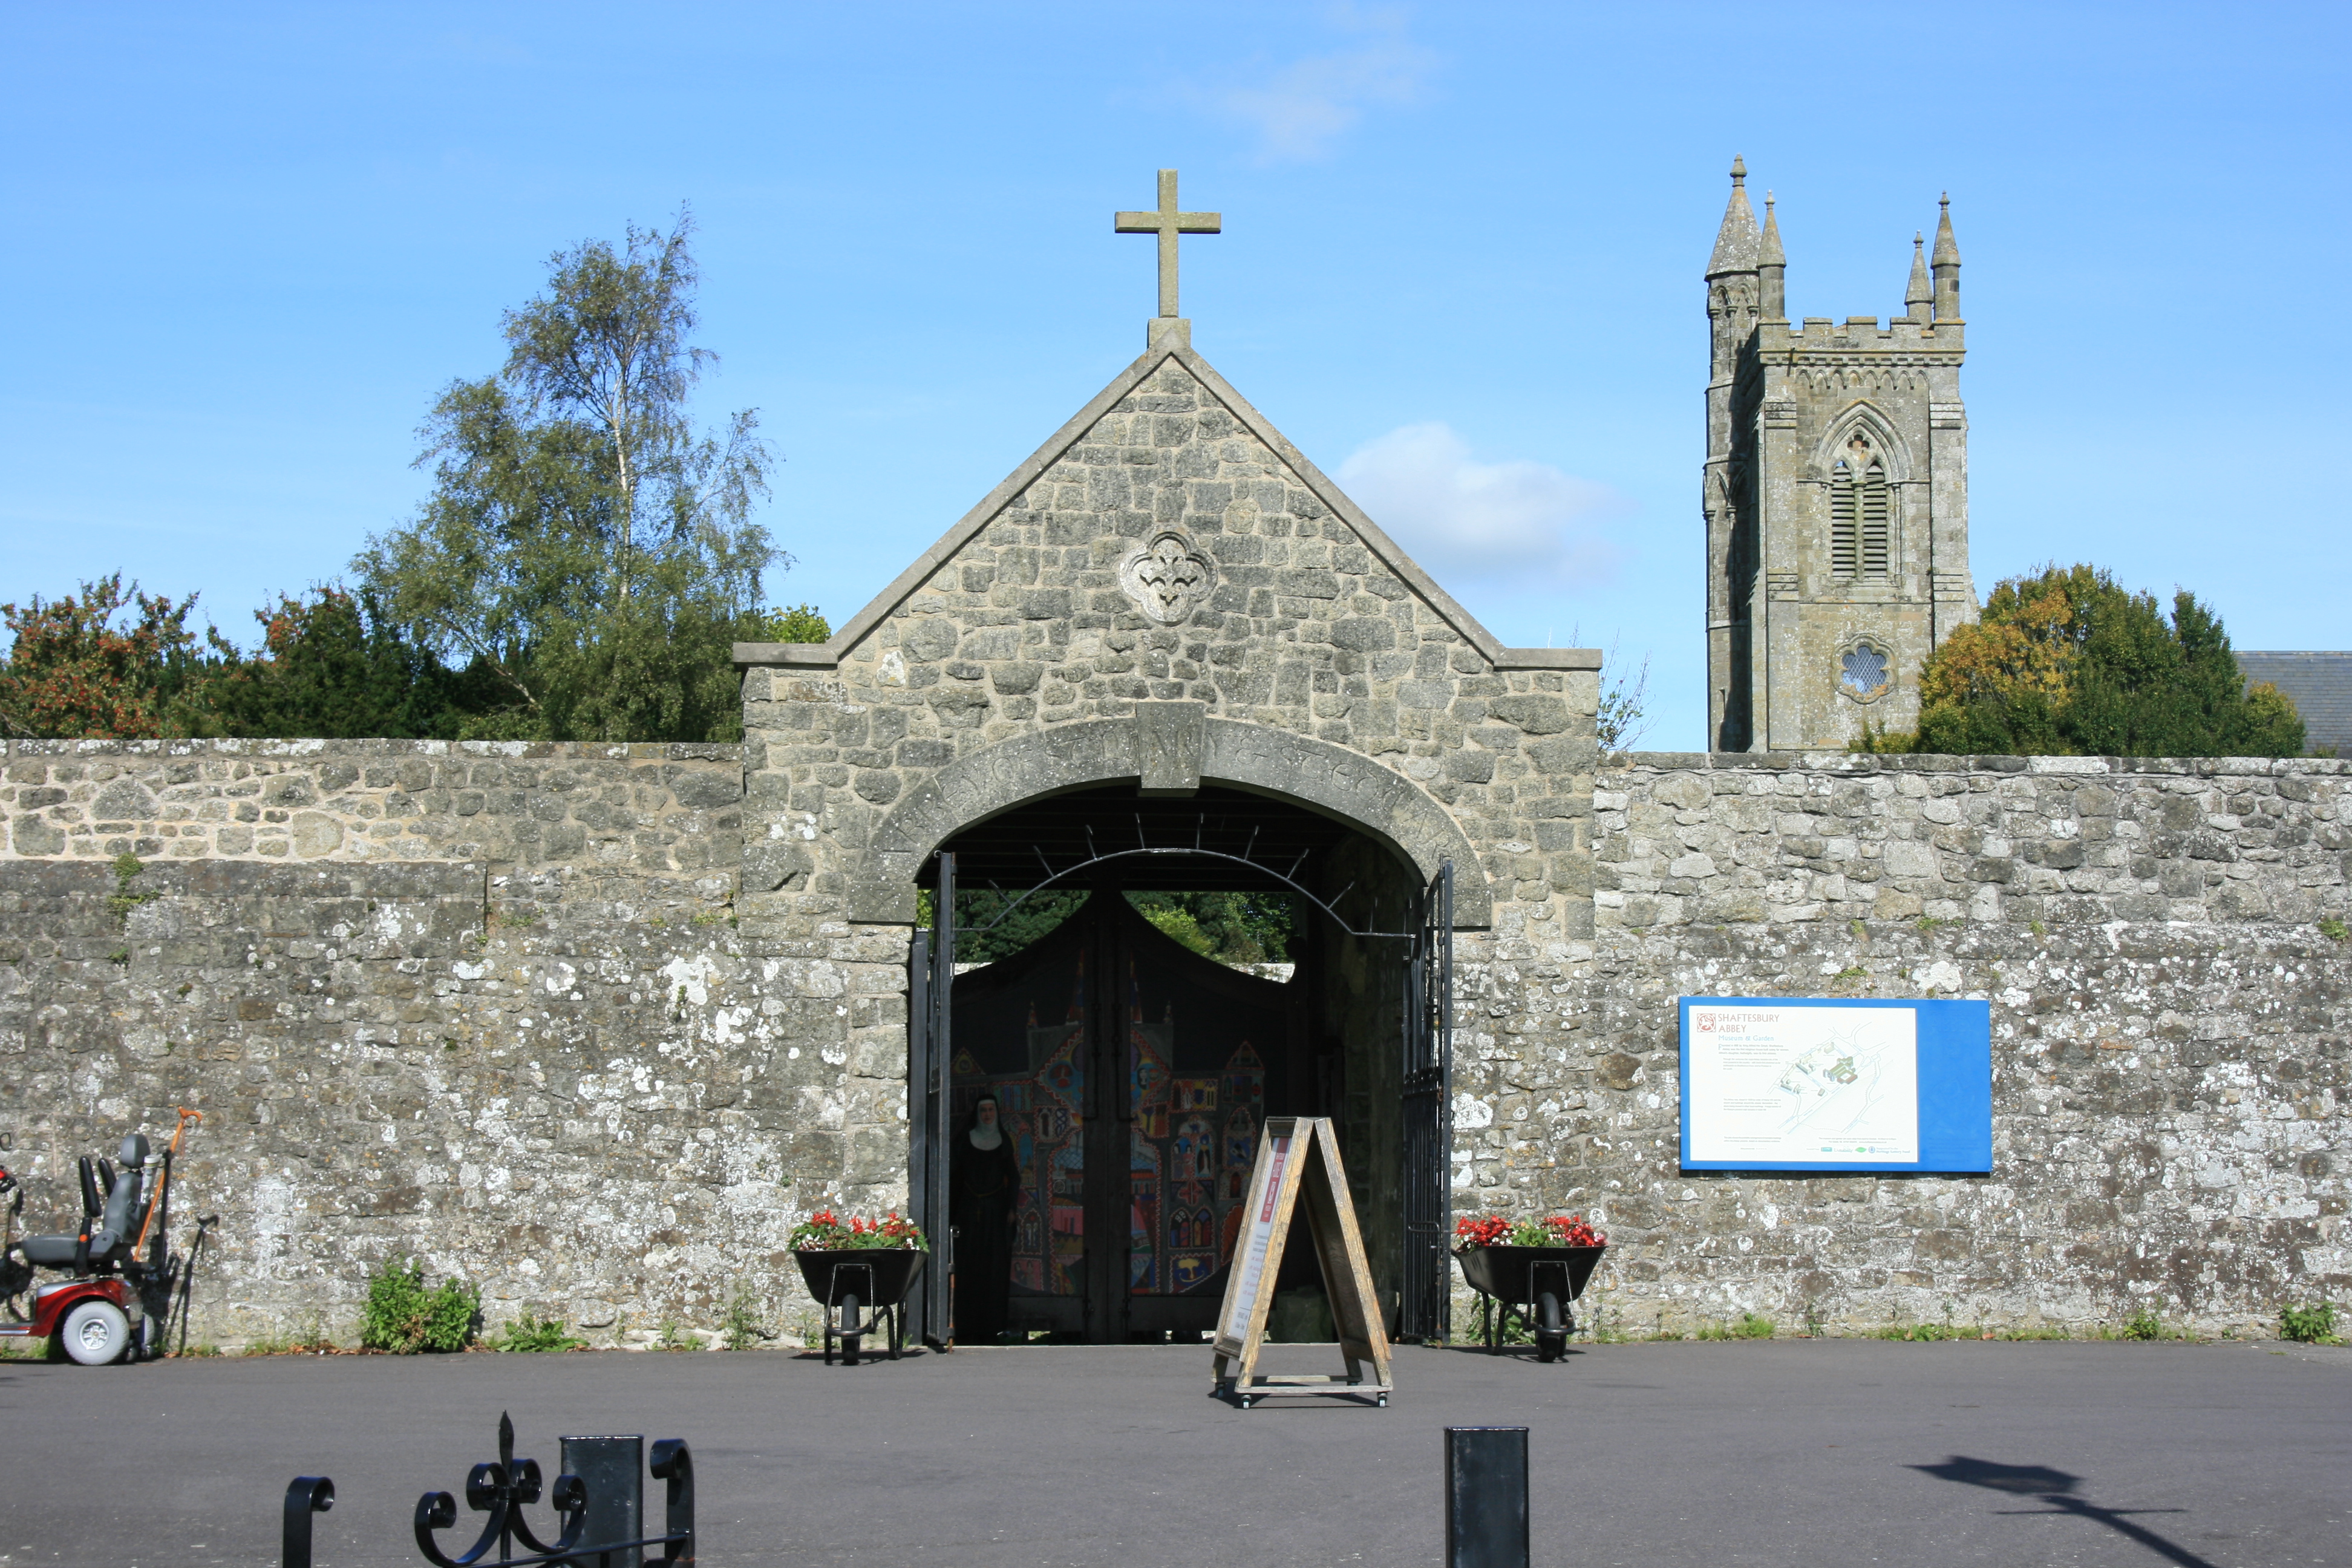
[3,334,2347,1347]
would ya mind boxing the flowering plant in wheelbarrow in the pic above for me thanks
[790,1210,929,1365]
[788,1209,928,1250]
[1452,1213,1608,1361]
[1454,1213,1606,1250]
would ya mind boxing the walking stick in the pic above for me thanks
[134,1108,201,1255]
[0,1164,21,1305]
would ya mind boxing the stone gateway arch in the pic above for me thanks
[734,322,1601,1343]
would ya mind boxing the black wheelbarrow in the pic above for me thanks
[792,1248,927,1365]
[1454,1244,1607,1362]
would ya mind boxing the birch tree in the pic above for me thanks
[359,210,792,741]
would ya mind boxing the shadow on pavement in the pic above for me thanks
[1910,1455,2218,1568]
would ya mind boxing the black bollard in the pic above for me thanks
[561,1434,645,1568]
[281,1476,333,1568]
[1444,1426,1529,1568]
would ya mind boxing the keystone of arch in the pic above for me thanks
[846,714,1492,928]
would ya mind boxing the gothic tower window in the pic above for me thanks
[1829,431,1890,580]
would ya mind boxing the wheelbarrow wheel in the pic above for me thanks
[838,1291,862,1367]
[1535,1287,1566,1363]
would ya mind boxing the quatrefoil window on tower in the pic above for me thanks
[1840,639,1891,702]
[1118,531,1217,624]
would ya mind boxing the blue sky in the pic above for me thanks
[5,2,2345,749]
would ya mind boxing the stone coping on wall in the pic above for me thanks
[2,738,746,874]
[1588,748,2348,933]
[0,738,743,760]
[1606,750,2350,776]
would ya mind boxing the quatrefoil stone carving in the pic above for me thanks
[1117,532,1217,624]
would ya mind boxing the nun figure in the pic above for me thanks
[950,1093,1022,1344]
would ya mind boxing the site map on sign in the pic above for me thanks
[1685,1004,1919,1165]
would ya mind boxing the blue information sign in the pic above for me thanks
[1677,996,1991,1174]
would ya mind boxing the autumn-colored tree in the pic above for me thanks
[0,575,223,739]
[1864,563,2304,757]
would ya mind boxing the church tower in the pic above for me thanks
[1703,160,1977,751]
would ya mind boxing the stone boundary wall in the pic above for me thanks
[1592,750,2351,933]
[7,740,2347,1346]
[1448,751,2351,1339]
[0,739,907,1350]
[0,739,745,874]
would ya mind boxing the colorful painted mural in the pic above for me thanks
[948,893,1293,1315]
[1124,982,1264,1293]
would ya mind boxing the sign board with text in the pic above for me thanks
[1210,1116,1391,1408]
[1678,997,1991,1174]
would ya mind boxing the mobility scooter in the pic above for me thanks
[1,1119,191,1365]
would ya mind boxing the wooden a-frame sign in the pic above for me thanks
[1210,1116,1393,1408]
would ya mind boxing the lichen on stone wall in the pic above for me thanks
[1443,751,2350,1338]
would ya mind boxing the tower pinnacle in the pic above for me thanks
[1930,194,1962,321]
[1706,156,1760,277]
[1905,232,1933,323]
[1759,193,1786,319]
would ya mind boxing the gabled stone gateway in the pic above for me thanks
[733,337,1603,937]
[729,333,1604,1338]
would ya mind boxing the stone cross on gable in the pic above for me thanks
[1116,169,1220,321]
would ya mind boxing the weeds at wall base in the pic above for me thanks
[241,1330,343,1355]
[492,1312,588,1352]
[2279,1302,2341,1344]
[359,1258,480,1353]
[720,1282,770,1350]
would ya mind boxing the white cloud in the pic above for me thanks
[1209,8,1437,163]
[1334,422,1624,590]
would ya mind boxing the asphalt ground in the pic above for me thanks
[1,1338,2345,1568]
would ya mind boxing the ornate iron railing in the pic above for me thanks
[284,1413,693,1568]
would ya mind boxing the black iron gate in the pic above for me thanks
[1399,860,1454,1342]
[911,835,1451,1345]
[908,852,956,1347]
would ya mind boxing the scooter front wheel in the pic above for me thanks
[59,1300,131,1366]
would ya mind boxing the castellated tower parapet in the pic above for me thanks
[1703,161,1977,752]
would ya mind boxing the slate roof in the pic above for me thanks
[2238,652,2352,753]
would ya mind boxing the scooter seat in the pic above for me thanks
[16,1236,82,1269]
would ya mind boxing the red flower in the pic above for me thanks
[1454,1214,1513,1249]
[1454,1212,1608,1249]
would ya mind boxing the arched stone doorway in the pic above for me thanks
[907,780,1436,1344]
[846,707,1491,928]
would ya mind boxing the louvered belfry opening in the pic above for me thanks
[1831,431,1889,581]
[1860,459,1889,577]
[1829,459,1858,576]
